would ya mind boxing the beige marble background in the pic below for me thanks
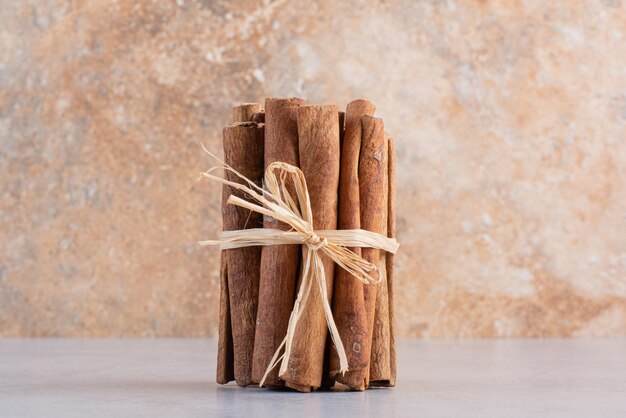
[1,0,626,337]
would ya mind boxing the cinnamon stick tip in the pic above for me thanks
[229,121,260,128]
[360,115,384,131]
[265,97,306,105]
[297,104,339,115]
[347,99,376,114]
[233,102,261,106]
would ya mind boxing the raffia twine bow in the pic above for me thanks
[199,148,399,387]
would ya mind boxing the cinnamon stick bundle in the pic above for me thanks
[251,98,305,387]
[215,98,396,392]
[329,100,376,390]
[217,104,262,385]
[222,122,264,387]
[279,104,340,392]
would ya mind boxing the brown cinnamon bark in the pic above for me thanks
[217,105,261,385]
[252,111,265,123]
[338,110,345,147]
[332,115,386,390]
[358,116,387,388]
[232,103,262,124]
[318,109,346,391]
[217,104,262,385]
[279,105,340,392]
[251,98,305,387]
[369,132,391,386]
[386,137,398,387]
[329,100,376,390]
[222,122,264,387]
[216,254,234,384]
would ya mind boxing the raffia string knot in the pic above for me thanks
[199,146,399,387]
[305,231,327,251]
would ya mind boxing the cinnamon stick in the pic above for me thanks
[252,111,265,124]
[358,116,387,389]
[386,136,397,387]
[279,104,340,392]
[321,109,345,391]
[329,100,376,390]
[331,115,386,389]
[338,110,345,147]
[216,254,234,384]
[369,132,391,386]
[217,104,262,385]
[251,98,305,387]
[232,103,262,124]
[222,121,264,387]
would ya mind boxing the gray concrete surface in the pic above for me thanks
[1,338,625,417]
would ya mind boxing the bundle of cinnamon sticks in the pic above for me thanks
[216,98,396,392]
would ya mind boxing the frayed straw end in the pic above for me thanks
[198,240,220,246]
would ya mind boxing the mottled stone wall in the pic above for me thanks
[1,0,625,337]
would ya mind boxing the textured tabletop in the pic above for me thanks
[1,339,625,417]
